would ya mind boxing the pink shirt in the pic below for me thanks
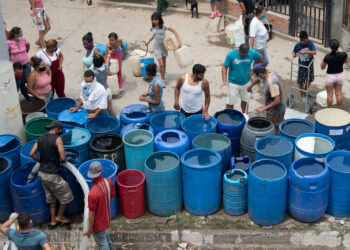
[35,0,44,8]
[7,38,30,65]
[33,71,52,95]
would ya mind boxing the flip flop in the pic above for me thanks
[307,92,315,98]
[48,222,61,230]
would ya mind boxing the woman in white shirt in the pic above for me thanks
[249,6,269,67]
[36,39,65,97]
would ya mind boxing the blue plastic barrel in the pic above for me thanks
[279,119,315,146]
[20,140,37,167]
[45,98,77,119]
[120,123,154,137]
[120,104,151,126]
[58,109,88,130]
[326,151,350,217]
[214,109,246,157]
[62,127,91,164]
[150,111,185,135]
[192,133,231,174]
[181,115,217,141]
[96,43,107,56]
[248,159,287,226]
[231,156,250,173]
[119,41,128,60]
[315,108,350,140]
[334,135,350,151]
[123,130,154,172]
[295,133,335,161]
[154,129,190,157]
[289,158,329,222]
[79,159,118,219]
[0,157,13,221]
[144,151,182,216]
[181,148,222,215]
[0,135,21,170]
[255,136,293,170]
[140,58,155,77]
[10,162,50,225]
[223,169,247,216]
[84,114,120,138]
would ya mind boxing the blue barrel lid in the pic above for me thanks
[192,133,231,152]
[279,119,315,138]
[181,148,222,169]
[224,169,247,183]
[62,128,91,147]
[150,111,185,129]
[155,129,188,145]
[181,114,217,133]
[292,157,327,177]
[58,109,88,126]
[214,109,246,126]
[250,159,286,181]
[123,129,154,147]
[145,151,179,172]
[255,136,293,157]
[84,114,120,134]
[326,150,350,173]
[295,133,335,158]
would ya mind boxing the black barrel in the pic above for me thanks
[89,133,125,174]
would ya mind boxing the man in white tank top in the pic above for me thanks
[174,64,211,120]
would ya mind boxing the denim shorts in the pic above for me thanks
[210,0,222,4]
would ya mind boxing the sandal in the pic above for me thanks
[307,92,315,98]
[48,222,61,230]
[300,97,307,104]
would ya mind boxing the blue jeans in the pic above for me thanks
[255,48,269,68]
[92,230,114,250]
[41,91,54,103]
[15,77,29,99]
[22,62,31,84]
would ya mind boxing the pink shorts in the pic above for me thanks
[324,72,344,87]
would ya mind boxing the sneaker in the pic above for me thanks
[216,10,222,17]
[210,12,215,19]
[307,92,315,98]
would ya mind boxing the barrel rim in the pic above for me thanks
[278,119,315,138]
[0,134,22,155]
[89,133,124,153]
[192,133,231,151]
[24,117,56,136]
[326,150,350,174]
[249,159,287,181]
[214,109,246,127]
[150,110,185,128]
[291,157,328,178]
[121,104,151,115]
[144,151,180,173]
[295,133,335,158]
[254,136,293,157]
[181,148,222,169]
[154,129,188,145]
[116,169,145,188]
[45,97,77,113]
[10,162,40,189]
[20,98,47,115]
[181,114,217,132]
[223,169,247,183]
[78,158,118,183]
[84,114,120,134]
[123,129,154,147]
[0,157,12,175]
[315,108,350,127]
[246,117,274,132]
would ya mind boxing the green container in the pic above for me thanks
[24,117,56,142]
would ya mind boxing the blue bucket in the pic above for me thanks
[140,58,155,77]
[0,135,21,170]
[223,169,247,216]
[45,98,77,119]
[181,115,217,141]
[154,129,190,157]
[120,123,154,137]
[150,111,185,135]
[84,114,120,138]
[120,104,151,126]
[315,108,350,140]
[279,118,315,146]
[0,157,13,221]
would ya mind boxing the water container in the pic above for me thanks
[174,46,193,68]
[240,117,276,162]
[316,90,337,108]
[90,133,126,174]
[120,123,154,137]
[163,34,178,51]
[0,157,13,221]
[231,156,250,173]
[24,117,55,141]
[150,111,185,135]
[140,58,155,77]
[315,108,350,140]
[79,159,118,219]
[279,119,315,146]
[223,169,247,216]
[154,129,190,157]
[10,162,50,225]
[20,98,46,123]
[192,133,231,174]
[326,151,350,217]
[0,135,21,170]
[45,98,77,119]
[255,136,293,170]
[248,159,287,226]
[123,130,154,172]
[214,109,246,157]
[225,24,238,45]
[58,109,88,130]
[25,112,46,123]
[234,16,245,47]
[20,140,37,167]
[96,44,107,56]
[131,56,141,77]
[120,104,151,126]
[181,148,222,215]
[119,41,128,60]
[295,133,335,162]
[117,169,145,218]
[65,149,82,168]
[144,151,182,216]
[289,158,329,222]
[181,115,217,141]
[334,135,350,151]
[62,127,91,164]
[84,114,120,138]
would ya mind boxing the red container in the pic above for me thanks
[116,169,145,218]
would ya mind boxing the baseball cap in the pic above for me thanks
[45,120,63,130]
[253,63,266,75]
[87,161,103,178]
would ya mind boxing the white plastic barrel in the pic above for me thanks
[163,34,178,51]
[131,55,141,77]
[0,60,24,140]
[174,46,193,68]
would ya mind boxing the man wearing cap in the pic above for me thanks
[221,43,263,113]
[247,63,286,133]
[83,161,115,249]
[29,121,73,230]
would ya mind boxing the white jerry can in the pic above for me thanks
[163,34,179,51]
[131,55,142,77]
[174,46,194,68]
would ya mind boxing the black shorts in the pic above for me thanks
[180,108,202,118]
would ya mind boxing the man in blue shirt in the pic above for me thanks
[0,213,51,250]
[221,44,263,113]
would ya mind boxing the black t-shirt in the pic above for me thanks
[37,134,61,174]
[238,0,255,15]
[324,52,348,74]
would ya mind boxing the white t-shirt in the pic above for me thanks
[80,80,108,111]
[249,17,268,50]
[36,48,61,67]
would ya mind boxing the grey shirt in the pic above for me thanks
[262,73,286,115]
[92,64,109,90]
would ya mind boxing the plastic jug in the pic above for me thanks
[316,90,336,108]
[225,24,238,45]
[163,34,179,51]
[131,55,141,77]
[174,46,193,68]
[234,16,245,48]
[107,75,120,95]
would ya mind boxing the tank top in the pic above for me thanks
[35,0,44,8]
[37,134,60,174]
[83,47,96,71]
[181,74,203,113]
[33,71,52,95]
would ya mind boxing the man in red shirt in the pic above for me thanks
[83,161,115,250]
